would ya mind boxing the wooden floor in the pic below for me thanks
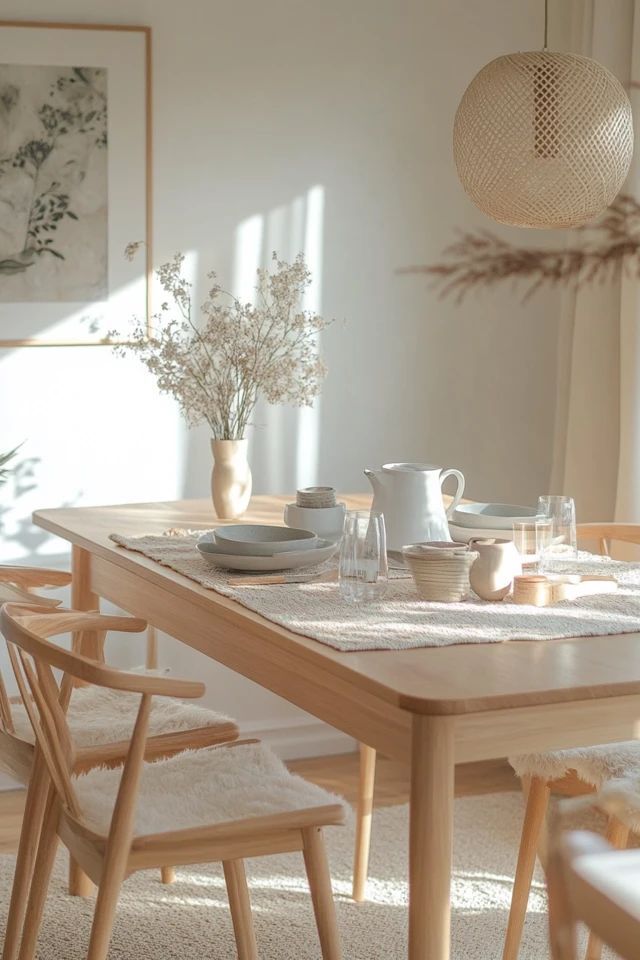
[0,753,518,854]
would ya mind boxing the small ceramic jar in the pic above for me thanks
[468,537,522,601]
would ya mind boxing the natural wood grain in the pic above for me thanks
[2,607,346,960]
[302,826,342,960]
[502,777,551,960]
[409,715,455,960]
[33,498,640,715]
[504,524,640,960]
[352,743,376,901]
[223,860,258,960]
[1,754,48,960]
[31,496,640,960]
[548,833,640,960]
[0,754,519,854]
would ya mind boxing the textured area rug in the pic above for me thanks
[111,533,640,651]
[0,791,599,959]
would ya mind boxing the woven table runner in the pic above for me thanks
[110,532,640,652]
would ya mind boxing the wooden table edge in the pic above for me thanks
[33,504,640,718]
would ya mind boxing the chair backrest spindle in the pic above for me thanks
[0,603,205,835]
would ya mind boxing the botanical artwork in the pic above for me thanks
[0,64,107,302]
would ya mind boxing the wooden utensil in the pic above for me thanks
[513,574,618,606]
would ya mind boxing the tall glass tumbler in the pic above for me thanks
[512,518,553,572]
[537,495,577,560]
[339,510,388,603]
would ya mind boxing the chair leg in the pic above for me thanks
[3,757,49,960]
[223,859,258,960]
[69,858,95,897]
[17,790,60,960]
[302,826,342,960]
[85,861,127,960]
[352,743,376,902]
[584,815,630,960]
[503,777,551,960]
[160,866,176,884]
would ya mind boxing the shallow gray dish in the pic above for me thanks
[197,534,337,572]
[213,523,318,556]
[451,502,539,530]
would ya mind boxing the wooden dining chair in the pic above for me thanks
[546,782,640,960]
[547,830,640,960]
[1,604,346,960]
[501,522,640,960]
[0,566,239,960]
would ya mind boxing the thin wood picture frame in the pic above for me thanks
[0,20,153,348]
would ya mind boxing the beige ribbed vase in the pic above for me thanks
[210,439,252,519]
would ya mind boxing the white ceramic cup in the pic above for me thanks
[284,502,346,541]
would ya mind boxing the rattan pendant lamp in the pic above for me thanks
[453,0,634,228]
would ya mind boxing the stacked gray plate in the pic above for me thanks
[197,524,338,572]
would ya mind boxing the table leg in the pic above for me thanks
[69,545,97,898]
[409,714,455,960]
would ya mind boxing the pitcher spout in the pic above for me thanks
[364,467,383,492]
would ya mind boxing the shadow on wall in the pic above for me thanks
[0,454,81,564]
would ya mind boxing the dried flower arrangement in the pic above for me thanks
[112,247,333,440]
[402,193,640,302]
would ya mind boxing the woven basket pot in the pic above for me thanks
[453,51,634,229]
[404,550,478,603]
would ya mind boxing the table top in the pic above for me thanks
[33,495,640,716]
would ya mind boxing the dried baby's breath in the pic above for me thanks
[111,251,333,439]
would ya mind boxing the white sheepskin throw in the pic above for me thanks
[73,742,347,836]
[596,777,640,830]
[509,741,640,788]
[11,677,233,747]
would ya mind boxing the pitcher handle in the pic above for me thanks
[440,468,465,518]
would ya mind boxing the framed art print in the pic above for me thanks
[0,20,151,346]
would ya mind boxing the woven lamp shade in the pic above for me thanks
[453,52,633,229]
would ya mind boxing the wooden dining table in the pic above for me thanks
[33,495,640,960]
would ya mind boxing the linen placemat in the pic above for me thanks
[110,532,640,652]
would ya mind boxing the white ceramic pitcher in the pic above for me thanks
[364,462,465,551]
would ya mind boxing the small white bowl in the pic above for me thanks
[213,524,318,556]
[284,503,346,541]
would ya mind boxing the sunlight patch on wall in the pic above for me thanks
[234,186,326,494]
[296,185,325,489]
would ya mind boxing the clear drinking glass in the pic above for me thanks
[537,495,577,560]
[512,518,553,572]
[339,510,388,603]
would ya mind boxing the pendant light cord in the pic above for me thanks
[543,0,549,51]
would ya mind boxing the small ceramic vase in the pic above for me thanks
[210,439,252,519]
[468,537,522,601]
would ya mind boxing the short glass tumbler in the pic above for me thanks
[339,510,388,603]
[512,518,553,572]
[537,495,577,560]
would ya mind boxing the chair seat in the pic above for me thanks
[11,676,235,748]
[509,741,640,789]
[74,741,348,836]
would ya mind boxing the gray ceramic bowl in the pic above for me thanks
[213,523,318,556]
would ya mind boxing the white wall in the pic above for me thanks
[0,0,566,777]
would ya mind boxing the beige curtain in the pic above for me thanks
[550,0,636,523]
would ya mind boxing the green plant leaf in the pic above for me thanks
[0,444,21,486]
